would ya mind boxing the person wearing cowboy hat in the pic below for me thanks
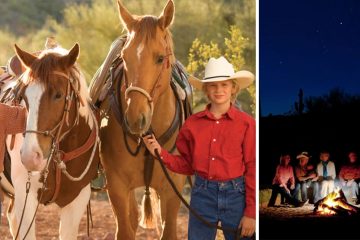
[293,151,319,204]
[143,56,255,239]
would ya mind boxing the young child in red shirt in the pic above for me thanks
[143,56,255,239]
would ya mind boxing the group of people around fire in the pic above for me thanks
[268,150,360,207]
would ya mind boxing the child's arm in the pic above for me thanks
[330,162,336,180]
[242,119,255,219]
[239,118,255,237]
[142,128,194,175]
[289,166,295,189]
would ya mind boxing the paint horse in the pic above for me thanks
[6,43,100,239]
[92,0,192,239]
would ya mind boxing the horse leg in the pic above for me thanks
[129,190,139,232]
[107,181,135,240]
[59,184,91,240]
[158,189,182,240]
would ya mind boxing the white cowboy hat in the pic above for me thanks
[188,56,255,90]
[296,151,311,159]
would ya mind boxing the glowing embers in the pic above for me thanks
[314,189,359,216]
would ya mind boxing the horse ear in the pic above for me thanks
[14,44,37,68]
[117,0,136,31]
[61,43,80,68]
[158,0,175,30]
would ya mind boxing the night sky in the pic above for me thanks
[260,0,360,116]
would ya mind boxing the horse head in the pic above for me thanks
[118,0,175,135]
[15,43,92,172]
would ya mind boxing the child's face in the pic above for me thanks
[320,153,330,162]
[299,157,309,166]
[284,155,291,165]
[205,80,235,105]
[349,152,357,163]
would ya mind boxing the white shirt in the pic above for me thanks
[316,161,336,179]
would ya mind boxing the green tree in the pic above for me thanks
[48,0,121,80]
[187,26,255,116]
[0,30,17,65]
[0,0,255,101]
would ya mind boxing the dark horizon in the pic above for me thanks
[260,0,360,116]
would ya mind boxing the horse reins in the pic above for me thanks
[24,71,98,185]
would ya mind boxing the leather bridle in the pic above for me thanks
[25,71,84,144]
[123,36,172,120]
[22,70,98,202]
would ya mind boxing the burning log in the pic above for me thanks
[314,189,360,216]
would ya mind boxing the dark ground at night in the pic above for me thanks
[260,204,360,240]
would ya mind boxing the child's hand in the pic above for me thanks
[238,216,255,237]
[142,134,161,156]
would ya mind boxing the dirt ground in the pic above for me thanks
[0,192,226,240]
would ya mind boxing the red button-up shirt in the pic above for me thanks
[161,104,256,218]
[339,164,360,181]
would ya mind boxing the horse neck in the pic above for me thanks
[59,105,93,153]
[151,79,176,136]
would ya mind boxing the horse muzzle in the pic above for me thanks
[124,111,151,135]
[20,147,46,172]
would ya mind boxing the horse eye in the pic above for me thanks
[55,92,62,99]
[157,56,164,64]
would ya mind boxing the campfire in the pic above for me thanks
[314,189,359,216]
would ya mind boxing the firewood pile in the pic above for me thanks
[314,189,359,216]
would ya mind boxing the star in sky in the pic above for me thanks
[260,0,360,116]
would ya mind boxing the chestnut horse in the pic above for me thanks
[10,43,99,239]
[94,0,188,239]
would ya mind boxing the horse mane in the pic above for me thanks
[25,47,93,128]
[27,48,80,90]
[128,15,175,64]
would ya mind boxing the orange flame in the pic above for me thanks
[316,189,355,215]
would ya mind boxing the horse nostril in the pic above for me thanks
[35,151,41,160]
[140,114,147,129]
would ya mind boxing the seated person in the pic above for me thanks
[294,151,318,203]
[339,151,360,204]
[316,150,336,201]
[268,153,304,207]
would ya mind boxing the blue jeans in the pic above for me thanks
[267,184,302,207]
[338,179,360,202]
[294,181,319,203]
[188,175,250,240]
